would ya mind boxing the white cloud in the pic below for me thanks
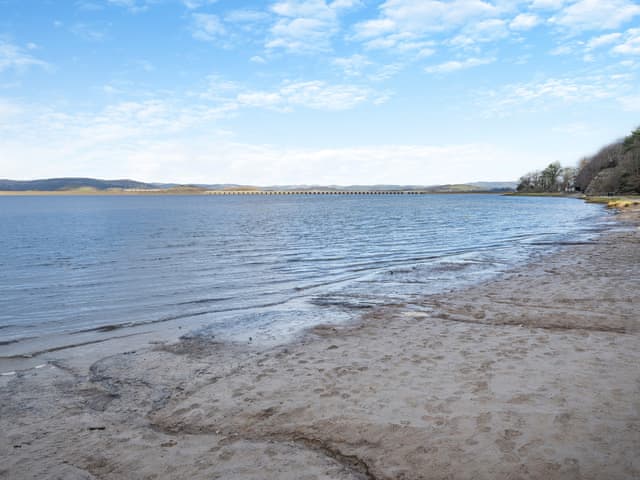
[368,63,404,81]
[586,32,623,50]
[451,18,508,47]
[104,0,219,11]
[191,13,226,41]
[549,44,573,55]
[236,91,283,108]
[280,81,375,109]
[509,13,540,30]
[267,17,336,52]
[374,0,497,33]
[612,28,640,55]
[329,0,362,8]
[238,80,385,111]
[529,0,565,9]
[333,54,372,76]
[190,75,389,114]
[425,57,494,74]
[105,0,153,12]
[266,0,358,53]
[359,31,436,57]
[550,0,640,31]
[477,73,638,116]
[182,0,218,9]
[352,18,396,39]
[225,10,270,23]
[352,0,504,56]
[196,75,240,101]
[0,41,48,73]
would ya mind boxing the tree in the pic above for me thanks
[623,127,640,177]
[541,162,562,192]
[574,143,623,192]
[560,166,576,192]
[517,164,568,193]
[623,127,640,153]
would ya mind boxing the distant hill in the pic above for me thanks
[467,181,518,191]
[0,178,517,193]
[0,178,155,191]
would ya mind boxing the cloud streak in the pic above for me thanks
[0,42,49,73]
[425,57,494,74]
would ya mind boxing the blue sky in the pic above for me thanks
[1,0,639,185]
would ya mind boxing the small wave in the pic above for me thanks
[175,297,233,307]
[71,323,131,334]
[529,241,595,246]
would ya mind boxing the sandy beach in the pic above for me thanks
[1,205,639,480]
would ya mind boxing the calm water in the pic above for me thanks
[0,194,608,352]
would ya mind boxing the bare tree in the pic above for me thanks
[560,166,576,192]
[541,162,562,192]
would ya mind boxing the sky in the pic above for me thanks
[0,0,639,185]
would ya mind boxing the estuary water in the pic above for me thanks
[0,194,609,357]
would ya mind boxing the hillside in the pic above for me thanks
[0,178,154,191]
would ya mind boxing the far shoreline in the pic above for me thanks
[0,189,511,196]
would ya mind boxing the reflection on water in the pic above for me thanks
[0,194,608,348]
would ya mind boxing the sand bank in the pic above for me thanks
[1,206,639,480]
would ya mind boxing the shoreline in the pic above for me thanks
[0,190,509,196]
[1,205,639,479]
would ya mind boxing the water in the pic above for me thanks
[0,194,609,353]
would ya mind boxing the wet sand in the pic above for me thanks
[1,206,639,480]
